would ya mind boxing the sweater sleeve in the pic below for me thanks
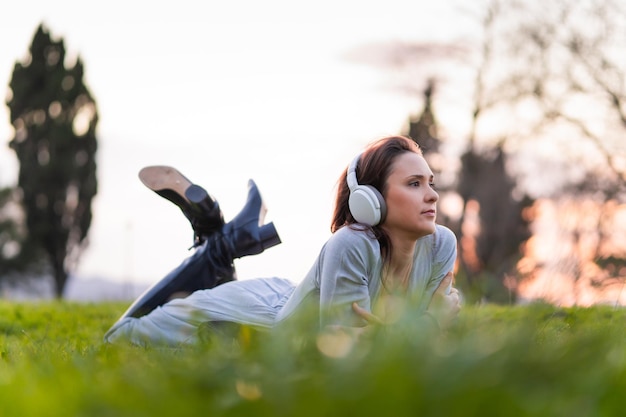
[420,225,458,311]
[317,228,378,327]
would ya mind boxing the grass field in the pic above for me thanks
[1,300,625,416]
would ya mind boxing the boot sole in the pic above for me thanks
[138,166,193,205]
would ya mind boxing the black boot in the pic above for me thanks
[116,179,281,319]
[139,166,225,247]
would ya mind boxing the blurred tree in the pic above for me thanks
[0,187,19,271]
[406,79,441,159]
[461,0,626,303]
[0,185,47,286]
[6,23,98,298]
[459,0,626,190]
[455,147,534,302]
[403,79,534,303]
[403,79,456,226]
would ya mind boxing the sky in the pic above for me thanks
[0,0,475,291]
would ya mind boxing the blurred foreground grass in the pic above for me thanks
[1,300,625,417]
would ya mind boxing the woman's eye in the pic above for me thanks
[409,181,420,187]
[430,183,437,190]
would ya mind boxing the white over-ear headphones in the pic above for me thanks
[346,152,387,226]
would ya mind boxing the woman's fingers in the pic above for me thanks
[428,272,462,329]
[435,272,453,294]
[352,302,384,325]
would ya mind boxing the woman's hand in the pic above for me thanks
[427,272,461,329]
[352,302,383,325]
[320,305,381,341]
[352,271,461,332]
[321,303,380,340]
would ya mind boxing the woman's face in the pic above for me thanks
[381,152,439,240]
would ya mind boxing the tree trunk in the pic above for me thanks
[51,257,67,299]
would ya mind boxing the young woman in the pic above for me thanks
[105,135,460,346]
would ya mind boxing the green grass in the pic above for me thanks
[1,300,626,416]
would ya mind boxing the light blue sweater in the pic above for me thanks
[276,224,457,326]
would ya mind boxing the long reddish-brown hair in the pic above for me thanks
[331,135,422,259]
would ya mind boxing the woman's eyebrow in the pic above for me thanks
[406,174,434,181]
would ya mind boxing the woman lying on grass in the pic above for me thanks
[105,135,461,346]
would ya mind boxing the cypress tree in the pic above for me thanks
[6,23,98,297]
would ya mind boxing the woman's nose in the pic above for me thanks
[428,188,439,202]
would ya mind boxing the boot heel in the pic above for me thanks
[259,222,281,250]
[185,184,224,236]
[185,184,211,205]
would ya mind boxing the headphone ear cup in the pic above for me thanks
[348,185,387,226]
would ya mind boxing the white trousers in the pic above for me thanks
[104,277,295,346]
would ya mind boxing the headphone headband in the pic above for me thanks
[346,152,362,192]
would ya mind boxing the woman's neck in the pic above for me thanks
[384,236,417,291]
